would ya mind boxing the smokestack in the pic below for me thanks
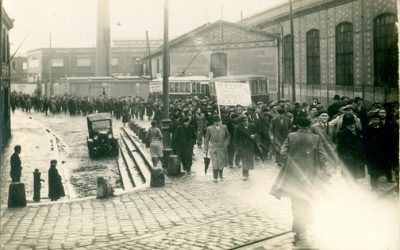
[95,0,111,76]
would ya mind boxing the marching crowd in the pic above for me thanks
[10,91,399,188]
[10,91,399,244]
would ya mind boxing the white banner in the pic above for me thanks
[215,81,252,106]
[149,81,162,93]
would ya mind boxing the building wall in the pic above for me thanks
[150,47,277,91]
[0,7,13,152]
[10,56,28,83]
[26,41,161,96]
[245,0,398,106]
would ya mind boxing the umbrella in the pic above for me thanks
[204,152,211,175]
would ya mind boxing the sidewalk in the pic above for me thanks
[0,111,73,206]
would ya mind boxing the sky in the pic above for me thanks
[3,0,286,56]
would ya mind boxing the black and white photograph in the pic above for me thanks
[0,0,399,249]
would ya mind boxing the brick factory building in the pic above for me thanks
[242,0,398,105]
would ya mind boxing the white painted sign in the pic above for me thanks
[149,81,162,93]
[215,81,252,106]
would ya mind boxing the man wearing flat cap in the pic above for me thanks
[328,104,362,143]
[175,117,197,174]
[364,112,394,188]
[235,114,257,180]
[204,115,230,182]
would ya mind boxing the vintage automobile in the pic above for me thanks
[86,113,119,158]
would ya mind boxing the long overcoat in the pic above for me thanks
[48,166,65,201]
[235,124,256,170]
[270,129,326,201]
[204,125,230,171]
[336,128,365,178]
[269,115,291,153]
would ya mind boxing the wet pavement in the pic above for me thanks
[0,111,398,249]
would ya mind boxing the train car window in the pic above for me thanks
[191,82,196,93]
[251,80,257,94]
[185,82,190,93]
[201,83,207,93]
[197,82,201,93]
[180,82,184,93]
[263,80,268,93]
[175,82,180,93]
[169,82,174,92]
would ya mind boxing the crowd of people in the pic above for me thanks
[10,91,399,244]
[10,92,154,122]
[11,91,399,188]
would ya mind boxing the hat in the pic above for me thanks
[230,113,239,119]
[317,110,328,117]
[333,94,341,100]
[342,104,353,111]
[296,116,311,128]
[239,114,248,122]
[213,115,221,122]
[50,159,57,164]
[369,113,380,120]
[256,101,263,105]
[354,97,363,102]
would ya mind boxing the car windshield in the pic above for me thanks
[92,120,111,131]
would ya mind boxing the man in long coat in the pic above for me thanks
[269,108,291,166]
[204,115,230,182]
[271,116,327,243]
[235,115,256,180]
[175,117,197,174]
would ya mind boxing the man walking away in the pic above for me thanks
[271,116,327,244]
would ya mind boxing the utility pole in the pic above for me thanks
[0,0,3,81]
[289,0,296,103]
[161,0,171,148]
[49,32,52,97]
[145,30,152,79]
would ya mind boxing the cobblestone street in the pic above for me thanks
[1,111,398,250]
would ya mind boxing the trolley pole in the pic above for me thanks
[161,0,171,149]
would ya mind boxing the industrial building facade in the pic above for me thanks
[145,20,279,96]
[242,0,398,105]
[22,39,161,96]
[0,6,13,152]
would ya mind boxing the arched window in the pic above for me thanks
[336,22,353,85]
[283,34,293,85]
[306,29,320,85]
[374,13,398,87]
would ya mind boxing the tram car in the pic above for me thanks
[149,76,210,101]
[210,74,270,104]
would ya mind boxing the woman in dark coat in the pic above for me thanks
[48,160,65,201]
[336,117,365,179]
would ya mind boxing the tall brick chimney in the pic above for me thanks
[95,0,111,76]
